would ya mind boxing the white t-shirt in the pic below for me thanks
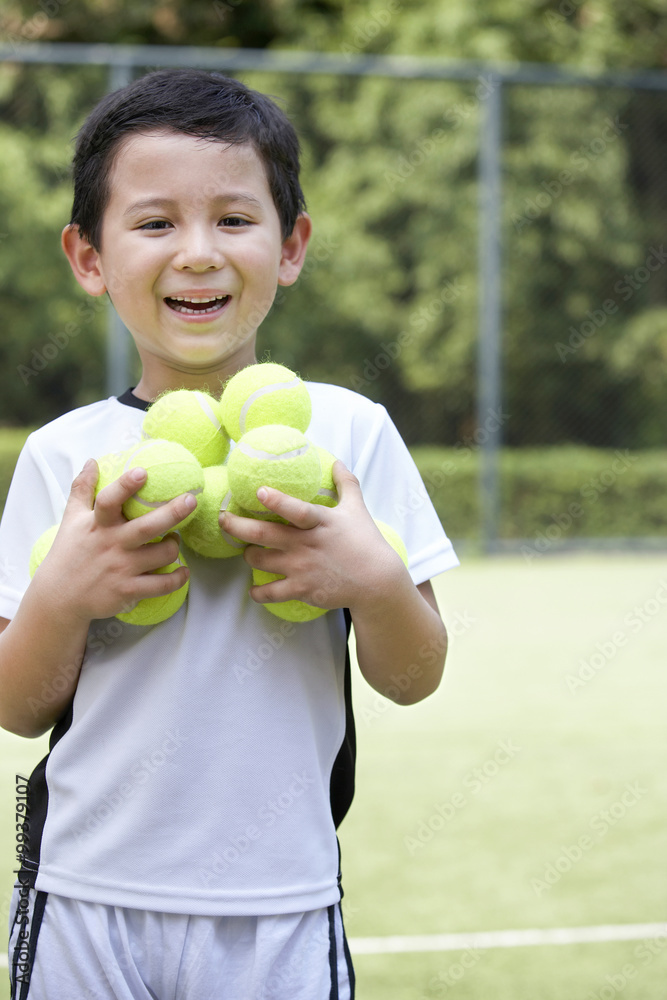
[0,382,458,916]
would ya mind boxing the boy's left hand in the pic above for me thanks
[219,461,409,613]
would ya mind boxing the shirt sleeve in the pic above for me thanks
[349,402,459,584]
[0,433,69,619]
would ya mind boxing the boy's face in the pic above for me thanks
[63,131,310,395]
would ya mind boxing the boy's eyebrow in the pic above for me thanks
[123,194,265,216]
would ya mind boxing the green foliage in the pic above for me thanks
[412,444,667,539]
[0,2,666,448]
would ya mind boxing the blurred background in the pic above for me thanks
[1,0,666,551]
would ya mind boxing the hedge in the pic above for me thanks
[0,430,664,541]
[411,445,667,540]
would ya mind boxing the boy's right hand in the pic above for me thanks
[34,458,195,623]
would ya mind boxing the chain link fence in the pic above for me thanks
[0,45,665,550]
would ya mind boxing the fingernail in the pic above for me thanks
[257,487,268,503]
[130,467,146,482]
[183,493,197,510]
[83,458,96,472]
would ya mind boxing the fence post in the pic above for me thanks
[105,62,133,398]
[477,77,504,553]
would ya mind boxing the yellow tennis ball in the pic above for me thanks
[180,465,246,558]
[116,548,189,626]
[311,447,339,508]
[227,425,321,513]
[374,519,409,567]
[29,524,60,577]
[252,568,328,623]
[121,439,204,528]
[143,389,229,467]
[220,362,312,442]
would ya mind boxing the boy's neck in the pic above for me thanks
[133,356,258,402]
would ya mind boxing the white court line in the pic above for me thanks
[348,922,667,956]
[1,922,665,968]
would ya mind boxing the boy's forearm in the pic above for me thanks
[0,581,90,738]
[351,578,448,705]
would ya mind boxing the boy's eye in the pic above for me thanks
[220,216,249,228]
[139,220,171,231]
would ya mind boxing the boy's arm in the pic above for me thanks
[221,463,448,704]
[0,460,195,739]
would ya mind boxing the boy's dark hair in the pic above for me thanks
[70,68,306,248]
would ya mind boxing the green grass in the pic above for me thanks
[1,555,666,997]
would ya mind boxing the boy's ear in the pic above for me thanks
[61,225,107,296]
[277,213,313,287]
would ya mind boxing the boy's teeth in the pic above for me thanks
[166,294,229,314]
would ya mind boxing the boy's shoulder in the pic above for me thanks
[26,396,143,466]
[305,380,385,416]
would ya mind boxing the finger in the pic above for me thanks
[254,487,325,529]
[132,535,182,573]
[64,458,103,516]
[331,461,363,506]
[94,467,148,526]
[121,562,190,606]
[126,493,198,543]
[219,508,291,547]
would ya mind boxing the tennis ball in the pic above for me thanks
[29,524,60,577]
[227,425,321,513]
[374,520,409,568]
[311,447,339,508]
[252,568,328,623]
[121,439,204,528]
[143,389,229,467]
[116,548,189,626]
[220,363,311,442]
[180,466,246,558]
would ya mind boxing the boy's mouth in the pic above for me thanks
[164,294,230,315]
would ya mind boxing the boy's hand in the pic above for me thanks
[35,458,194,623]
[220,461,409,613]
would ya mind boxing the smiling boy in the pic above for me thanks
[1,70,458,999]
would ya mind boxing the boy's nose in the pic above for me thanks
[173,228,224,271]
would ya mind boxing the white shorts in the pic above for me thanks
[8,888,354,1000]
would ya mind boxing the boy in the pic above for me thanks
[1,69,458,998]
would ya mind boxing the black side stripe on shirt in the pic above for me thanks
[18,702,74,890]
[329,608,357,830]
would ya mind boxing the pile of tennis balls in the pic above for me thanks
[29,362,407,627]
